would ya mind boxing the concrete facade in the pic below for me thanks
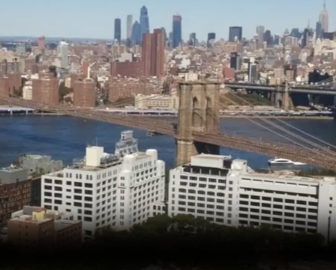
[176,82,220,166]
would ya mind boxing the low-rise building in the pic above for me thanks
[8,206,81,246]
[135,94,179,110]
[41,131,165,239]
[168,154,336,242]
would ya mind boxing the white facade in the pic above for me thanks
[41,132,165,239]
[135,94,179,110]
[57,41,69,69]
[168,154,336,242]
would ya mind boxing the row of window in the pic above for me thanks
[239,194,319,206]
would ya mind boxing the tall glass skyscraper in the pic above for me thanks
[229,26,243,42]
[114,18,121,42]
[131,21,141,45]
[140,6,150,42]
[172,15,182,48]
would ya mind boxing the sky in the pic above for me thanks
[0,0,335,41]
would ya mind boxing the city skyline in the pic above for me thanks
[0,0,335,41]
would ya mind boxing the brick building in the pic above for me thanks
[32,73,59,106]
[73,78,96,107]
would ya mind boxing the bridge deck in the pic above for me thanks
[1,97,336,171]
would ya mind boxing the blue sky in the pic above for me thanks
[1,0,335,41]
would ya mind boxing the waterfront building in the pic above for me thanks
[135,94,179,110]
[140,6,150,42]
[8,206,81,246]
[168,154,336,242]
[114,18,121,43]
[17,154,63,177]
[41,131,165,239]
[32,72,59,106]
[172,15,182,48]
[73,78,96,107]
[229,26,242,42]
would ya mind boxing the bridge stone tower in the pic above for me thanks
[176,82,220,166]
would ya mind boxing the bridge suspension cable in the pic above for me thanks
[223,92,336,161]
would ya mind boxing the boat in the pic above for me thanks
[268,158,306,166]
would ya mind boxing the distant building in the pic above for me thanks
[135,94,179,110]
[230,52,241,71]
[263,30,273,47]
[316,22,323,40]
[41,131,165,239]
[140,6,150,42]
[168,153,336,242]
[32,72,59,106]
[229,26,242,42]
[256,25,265,42]
[207,33,216,47]
[172,15,182,48]
[319,1,329,33]
[126,15,133,42]
[37,36,46,50]
[131,21,142,45]
[248,58,257,83]
[114,18,121,43]
[73,78,96,107]
[189,33,197,46]
[142,29,165,77]
[17,154,63,177]
[57,41,69,69]
[8,206,81,247]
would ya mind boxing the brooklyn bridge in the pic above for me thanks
[1,82,336,172]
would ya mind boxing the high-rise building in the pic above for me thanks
[207,32,216,47]
[32,72,59,106]
[248,58,257,83]
[140,6,150,42]
[73,78,96,107]
[168,153,336,242]
[131,21,141,45]
[230,52,241,71]
[142,29,165,77]
[57,41,69,69]
[126,15,133,41]
[114,18,121,43]
[37,36,46,50]
[189,33,197,46]
[172,15,182,48]
[256,25,265,42]
[319,1,329,33]
[263,30,273,47]
[229,26,242,42]
[41,131,166,239]
[316,22,323,40]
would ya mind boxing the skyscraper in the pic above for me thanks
[142,29,165,77]
[207,32,216,47]
[131,21,141,45]
[319,1,329,33]
[140,6,150,42]
[316,22,323,40]
[57,41,69,69]
[172,15,182,48]
[126,15,133,40]
[256,26,265,42]
[189,33,197,46]
[229,26,243,42]
[114,18,121,43]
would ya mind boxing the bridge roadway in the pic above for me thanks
[226,83,336,96]
[1,97,336,172]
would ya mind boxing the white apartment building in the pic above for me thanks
[168,154,336,242]
[41,131,165,239]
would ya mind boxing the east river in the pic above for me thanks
[0,115,335,170]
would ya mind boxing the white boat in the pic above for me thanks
[268,158,306,166]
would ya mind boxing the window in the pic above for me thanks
[66,181,72,185]
[55,180,62,185]
[44,179,52,184]
[74,182,82,187]
[44,185,52,190]
[74,195,82,200]
[74,202,82,207]
[84,217,92,222]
